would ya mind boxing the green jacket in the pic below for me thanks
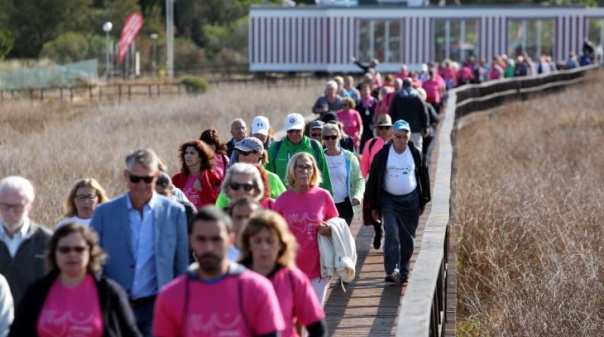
[265,136,333,195]
[343,149,365,216]
[215,170,286,208]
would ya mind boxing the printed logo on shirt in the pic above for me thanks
[387,165,412,178]
[285,212,321,240]
[187,312,243,336]
[38,309,96,337]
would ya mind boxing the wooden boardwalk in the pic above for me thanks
[324,143,439,337]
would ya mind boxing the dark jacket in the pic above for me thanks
[388,88,429,133]
[0,222,51,305]
[9,270,141,337]
[365,141,431,211]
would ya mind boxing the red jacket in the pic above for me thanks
[172,170,222,207]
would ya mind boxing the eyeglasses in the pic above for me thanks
[377,126,392,130]
[75,194,97,201]
[128,173,154,184]
[229,182,254,191]
[56,245,88,254]
[295,165,314,172]
[237,149,258,156]
[0,203,26,212]
[311,133,322,138]
[322,135,338,141]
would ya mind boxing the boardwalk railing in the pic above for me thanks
[396,64,600,337]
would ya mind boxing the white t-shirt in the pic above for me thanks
[326,152,348,203]
[384,146,417,196]
[55,216,91,229]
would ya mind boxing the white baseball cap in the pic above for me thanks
[251,116,270,136]
[284,113,305,132]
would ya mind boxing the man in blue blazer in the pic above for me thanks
[91,148,188,337]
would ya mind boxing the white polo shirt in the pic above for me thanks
[384,146,417,196]
[0,218,31,258]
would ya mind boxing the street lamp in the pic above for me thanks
[150,33,158,77]
[103,22,113,81]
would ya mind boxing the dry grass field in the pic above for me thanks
[453,76,604,336]
[0,80,325,227]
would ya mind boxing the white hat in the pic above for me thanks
[284,113,305,132]
[251,116,270,136]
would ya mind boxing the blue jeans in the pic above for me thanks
[380,189,420,277]
[132,299,155,337]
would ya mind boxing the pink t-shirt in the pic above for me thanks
[422,79,441,104]
[270,267,325,337]
[274,187,339,279]
[213,153,229,179]
[153,271,285,337]
[360,137,386,178]
[336,109,363,147]
[37,274,103,337]
[183,174,203,209]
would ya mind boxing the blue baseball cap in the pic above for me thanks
[393,119,411,132]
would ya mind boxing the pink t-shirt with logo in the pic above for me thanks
[183,174,202,209]
[336,109,363,147]
[274,187,339,279]
[270,267,325,337]
[37,274,103,337]
[153,271,285,337]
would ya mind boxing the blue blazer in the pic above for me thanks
[90,193,189,297]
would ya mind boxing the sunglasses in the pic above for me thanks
[229,182,254,191]
[311,133,322,138]
[378,126,391,130]
[57,245,88,254]
[322,135,338,140]
[128,174,154,184]
[237,149,258,156]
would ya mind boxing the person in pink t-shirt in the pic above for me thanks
[336,97,363,151]
[239,210,327,337]
[274,153,339,306]
[153,206,284,337]
[9,223,140,337]
[172,140,222,209]
[199,128,230,179]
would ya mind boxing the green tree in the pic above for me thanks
[40,32,89,63]
[8,0,92,58]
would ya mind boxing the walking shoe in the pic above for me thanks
[373,230,383,250]
[384,273,401,284]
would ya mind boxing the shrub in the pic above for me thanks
[180,76,210,94]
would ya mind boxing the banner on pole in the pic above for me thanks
[118,13,144,63]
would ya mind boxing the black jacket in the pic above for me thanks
[365,141,431,211]
[9,270,141,337]
[388,88,429,133]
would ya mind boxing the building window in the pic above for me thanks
[357,19,401,63]
[433,19,478,62]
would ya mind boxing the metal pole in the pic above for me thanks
[166,0,174,79]
[105,31,110,81]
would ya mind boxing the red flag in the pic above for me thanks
[118,13,144,63]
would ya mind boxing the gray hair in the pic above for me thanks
[321,123,341,138]
[326,80,338,90]
[125,148,159,172]
[221,163,264,201]
[0,176,35,202]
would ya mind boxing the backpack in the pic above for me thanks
[272,138,323,168]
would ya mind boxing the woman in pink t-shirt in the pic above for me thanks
[9,223,140,337]
[172,140,222,209]
[239,210,327,337]
[199,128,230,179]
[335,97,363,151]
[274,153,339,306]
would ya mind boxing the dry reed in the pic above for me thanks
[0,80,325,227]
[453,76,604,336]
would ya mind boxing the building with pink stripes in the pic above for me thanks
[249,5,604,72]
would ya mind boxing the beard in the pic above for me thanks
[195,252,223,272]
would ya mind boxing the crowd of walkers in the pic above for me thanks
[4,48,587,335]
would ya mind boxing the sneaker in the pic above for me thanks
[400,274,409,284]
[384,273,401,284]
[373,230,383,250]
